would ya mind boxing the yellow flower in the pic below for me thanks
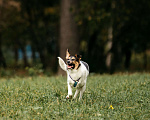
[109,105,114,109]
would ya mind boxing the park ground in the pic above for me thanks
[0,73,149,119]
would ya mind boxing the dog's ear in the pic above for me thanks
[66,49,70,59]
[75,54,82,61]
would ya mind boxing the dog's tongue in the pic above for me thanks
[68,65,73,69]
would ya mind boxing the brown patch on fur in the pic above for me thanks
[75,54,78,58]
[73,54,81,69]
[73,61,80,70]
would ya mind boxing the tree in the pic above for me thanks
[58,0,80,74]
[0,33,6,68]
[105,0,114,73]
[18,0,59,69]
[0,0,7,68]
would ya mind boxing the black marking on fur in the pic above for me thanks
[81,61,89,71]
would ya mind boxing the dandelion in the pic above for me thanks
[37,112,40,115]
[109,105,114,109]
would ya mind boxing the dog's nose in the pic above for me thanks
[67,61,70,64]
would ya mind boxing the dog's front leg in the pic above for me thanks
[73,89,80,99]
[66,83,73,99]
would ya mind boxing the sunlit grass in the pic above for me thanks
[0,73,149,119]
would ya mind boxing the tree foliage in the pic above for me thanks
[0,0,150,73]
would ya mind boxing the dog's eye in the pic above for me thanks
[72,59,75,61]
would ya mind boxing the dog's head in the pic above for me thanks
[66,49,82,70]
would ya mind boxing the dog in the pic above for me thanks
[58,49,89,100]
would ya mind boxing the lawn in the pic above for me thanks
[0,73,149,119]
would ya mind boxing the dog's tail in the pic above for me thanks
[57,57,67,71]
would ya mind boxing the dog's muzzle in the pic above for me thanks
[67,63,75,69]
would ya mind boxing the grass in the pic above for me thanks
[0,73,149,119]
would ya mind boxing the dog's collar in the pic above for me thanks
[69,74,81,87]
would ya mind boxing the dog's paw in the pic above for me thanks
[66,95,72,99]
[66,95,69,99]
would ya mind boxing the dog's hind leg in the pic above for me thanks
[79,85,86,100]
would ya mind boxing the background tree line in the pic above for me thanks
[0,0,150,74]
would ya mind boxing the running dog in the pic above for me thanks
[58,49,89,100]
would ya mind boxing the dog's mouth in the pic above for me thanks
[67,63,75,69]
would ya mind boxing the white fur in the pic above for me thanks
[58,57,89,100]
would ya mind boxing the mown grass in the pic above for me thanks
[0,73,149,119]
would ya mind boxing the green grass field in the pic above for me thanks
[0,73,149,119]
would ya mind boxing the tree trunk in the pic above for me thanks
[58,0,79,75]
[14,44,19,67]
[31,45,37,65]
[105,1,115,73]
[124,49,131,70]
[21,46,28,67]
[0,0,6,68]
[0,33,6,68]
[106,25,113,72]
[143,50,147,70]
[38,48,47,69]
[18,41,28,67]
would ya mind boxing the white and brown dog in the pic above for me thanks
[58,49,89,100]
